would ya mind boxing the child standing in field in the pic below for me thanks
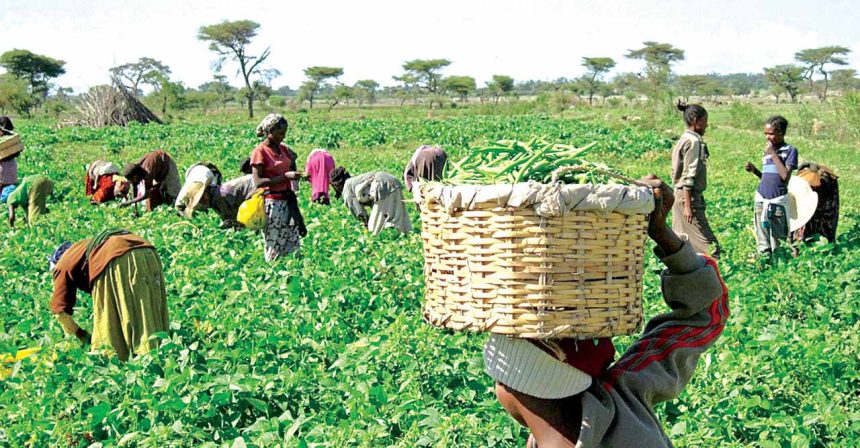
[744,116,798,255]
[670,102,721,258]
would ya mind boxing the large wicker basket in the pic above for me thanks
[0,133,24,160]
[416,168,655,339]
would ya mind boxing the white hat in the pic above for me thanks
[483,334,592,399]
[788,176,818,232]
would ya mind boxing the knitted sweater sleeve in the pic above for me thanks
[608,242,729,405]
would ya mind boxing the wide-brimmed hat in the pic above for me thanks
[788,176,818,232]
[183,182,208,218]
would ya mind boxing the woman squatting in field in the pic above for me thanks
[487,175,729,447]
[670,102,721,258]
[120,149,182,212]
[250,113,306,261]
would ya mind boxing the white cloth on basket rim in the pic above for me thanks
[413,181,655,217]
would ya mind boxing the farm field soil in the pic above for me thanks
[1,112,858,447]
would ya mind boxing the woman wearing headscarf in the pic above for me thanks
[85,160,128,204]
[250,113,305,261]
[6,174,53,227]
[0,116,21,193]
[305,148,335,205]
[120,150,182,212]
[335,170,412,235]
[49,230,169,361]
[404,145,447,192]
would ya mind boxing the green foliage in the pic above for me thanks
[764,65,806,103]
[1,107,857,446]
[402,59,451,94]
[581,57,616,105]
[442,76,476,101]
[0,49,66,100]
[727,102,763,131]
[0,73,38,117]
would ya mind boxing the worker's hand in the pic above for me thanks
[284,171,301,181]
[639,174,683,256]
[75,328,91,346]
[744,161,756,173]
[765,140,778,156]
[8,214,14,227]
[683,202,694,223]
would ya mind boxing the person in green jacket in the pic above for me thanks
[5,174,54,227]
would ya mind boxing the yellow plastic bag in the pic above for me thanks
[237,189,266,230]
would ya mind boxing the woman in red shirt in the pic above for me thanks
[250,113,305,261]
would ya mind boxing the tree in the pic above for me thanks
[330,85,354,109]
[198,20,272,118]
[392,74,419,106]
[0,73,38,116]
[764,65,805,103]
[145,71,185,115]
[0,49,65,103]
[676,75,710,102]
[443,76,476,102]
[626,42,684,106]
[110,58,170,97]
[794,46,851,101]
[831,69,859,92]
[301,66,344,109]
[354,79,379,106]
[486,75,514,104]
[402,59,451,94]
[580,57,615,105]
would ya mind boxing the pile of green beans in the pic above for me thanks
[443,137,621,185]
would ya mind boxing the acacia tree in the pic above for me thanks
[487,75,514,104]
[795,46,851,101]
[302,66,343,109]
[198,20,271,118]
[354,79,379,106]
[109,58,170,97]
[392,74,419,106]
[402,59,451,94]
[764,64,805,103]
[626,42,684,107]
[0,49,65,103]
[831,69,859,92]
[580,57,615,105]
[443,76,476,102]
[676,75,709,102]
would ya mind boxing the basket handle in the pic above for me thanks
[550,165,647,187]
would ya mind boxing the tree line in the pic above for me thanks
[1,19,858,118]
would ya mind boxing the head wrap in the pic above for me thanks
[48,241,73,271]
[1,185,15,203]
[255,113,287,137]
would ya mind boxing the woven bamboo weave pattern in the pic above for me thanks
[419,199,648,339]
[0,134,24,159]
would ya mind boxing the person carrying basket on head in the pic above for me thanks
[487,175,729,447]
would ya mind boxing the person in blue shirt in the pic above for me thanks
[744,116,798,255]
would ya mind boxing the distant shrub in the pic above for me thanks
[727,102,762,130]
[834,92,860,141]
[268,95,286,107]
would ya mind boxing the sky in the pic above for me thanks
[2,0,859,93]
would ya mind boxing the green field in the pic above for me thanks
[1,105,858,447]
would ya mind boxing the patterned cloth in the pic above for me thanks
[255,113,286,137]
[757,143,798,199]
[263,198,301,261]
[0,158,18,185]
[343,172,412,235]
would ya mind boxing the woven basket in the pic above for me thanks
[0,133,24,159]
[417,167,654,339]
